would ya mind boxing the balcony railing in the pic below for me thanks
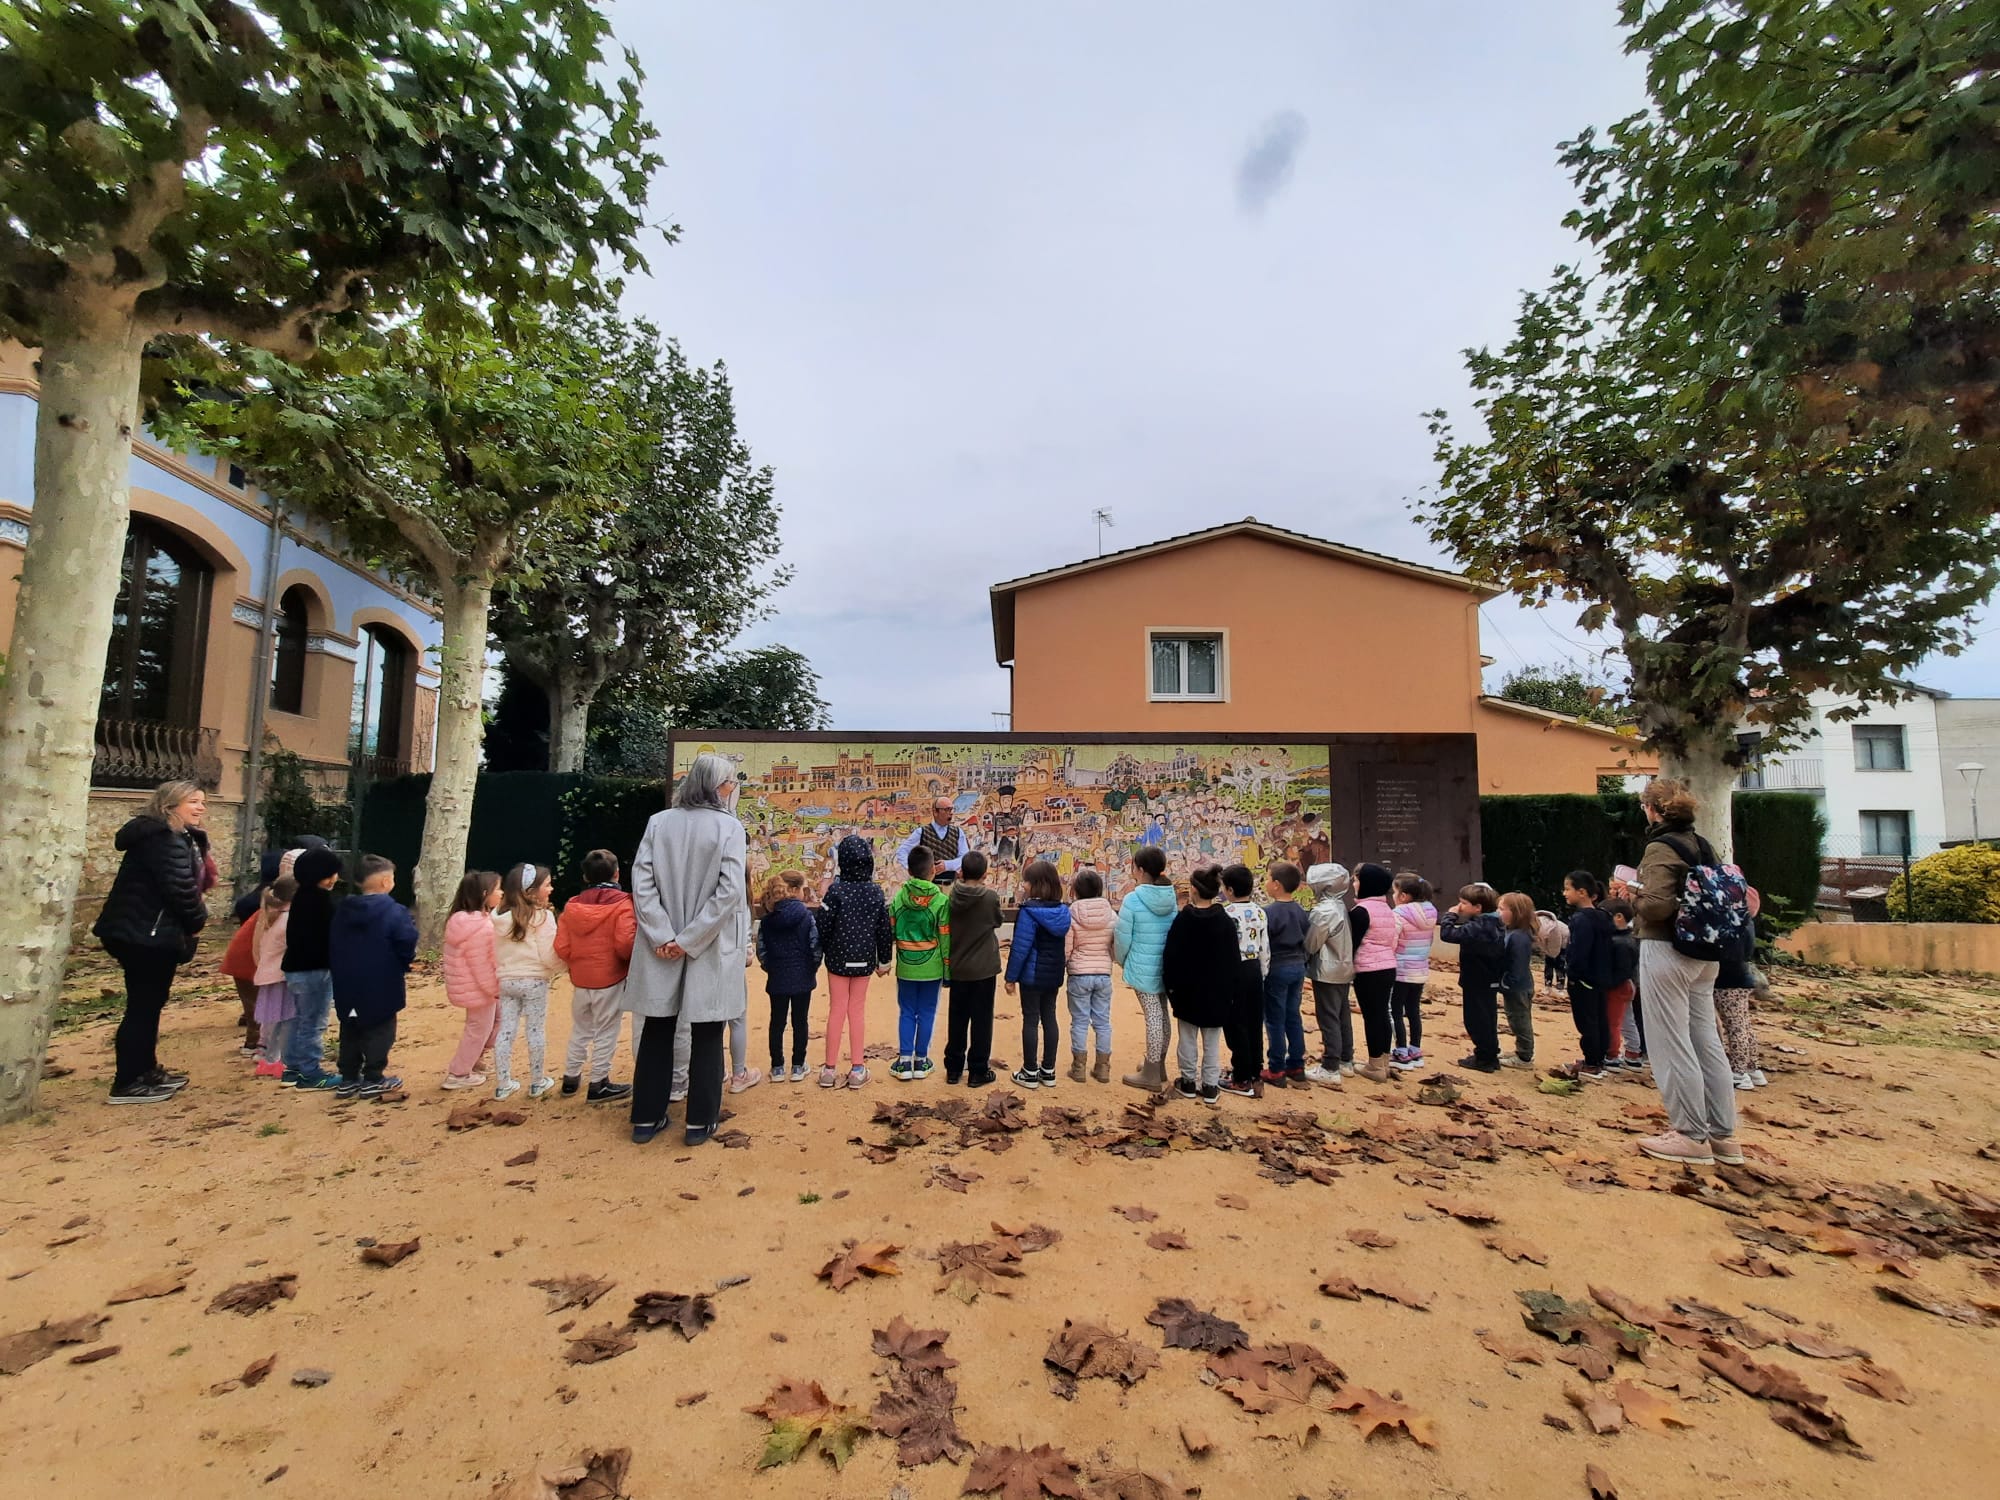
[1738,756,1824,791]
[93,717,222,791]
[352,753,413,785]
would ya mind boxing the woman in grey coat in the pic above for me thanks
[625,752,750,1144]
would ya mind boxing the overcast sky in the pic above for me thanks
[614,1,1994,726]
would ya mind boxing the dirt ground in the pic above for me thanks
[4,949,1998,1499]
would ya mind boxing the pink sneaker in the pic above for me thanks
[254,1060,284,1079]
[728,1067,763,1094]
[1639,1130,1714,1165]
[1708,1135,1746,1166]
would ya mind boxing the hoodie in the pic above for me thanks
[756,896,823,996]
[818,835,895,976]
[555,884,637,990]
[1350,863,1397,974]
[1162,901,1239,1027]
[328,891,419,1025]
[1063,896,1115,976]
[93,814,208,959]
[1392,900,1439,983]
[1113,881,1179,995]
[283,847,345,973]
[890,875,951,981]
[1265,897,1309,975]
[1304,863,1354,984]
[947,881,1004,982]
[1006,898,1072,988]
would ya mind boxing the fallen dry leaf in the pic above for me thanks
[1215,1193,1248,1211]
[207,1274,297,1316]
[1841,1360,1912,1404]
[530,1274,614,1314]
[562,1324,636,1365]
[1477,1330,1546,1365]
[1428,1195,1501,1225]
[818,1240,903,1293]
[105,1268,189,1304]
[930,1164,982,1193]
[1345,1227,1398,1249]
[1585,1463,1619,1499]
[67,1345,119,1366]
[1329,1385,1438,1447]
[1044,1320,1160,1386]
[1086,1469,1179,1500]
[747,1379,869,1471]
[963,1442,1086,1500]
[675,1390,708,1408]
[1317,1273,1432,1311]
[1874,1283,2000,1327]
[628,1290,714,1341]
[1145,1230,1189,1252]
[360,1238,420,1268]
[290,1367,332,1388]
[873,1315,958,1372]
[1481,1234,1548,1266]
[504,1147,539,1168]
[241,1353,277,1387]
[1565,1386,1624,1435]
[1613,1378,1692,1434]
[1714,1248,1792,1279]
[1770,1400,1867,1455]
[1786,1331,1868,1361]
[1218,1363,1336,1447]
[1698,1345,1826,1408]
[1178,1426,1210,1456]
[872,1362,969,1467]
[486,1445,632,1500]
[1518,1290,1644,1363]
[1146,1297,1248,1354]
[1112,1205,1158,1222]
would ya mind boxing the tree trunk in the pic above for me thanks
[0,320,146,1122]
[413,573,493,950]
[547,667,599,774]
[1660,740,1738,863]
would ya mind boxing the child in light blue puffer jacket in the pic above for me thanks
[1113,845,1180,1092]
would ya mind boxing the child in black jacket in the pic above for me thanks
[1561,870,1616,1079]
[1161,865,1238,1104]
[814,835,894,1087]
[1440,883,1507,1072]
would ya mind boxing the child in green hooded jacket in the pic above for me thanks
[889,846,951,1080]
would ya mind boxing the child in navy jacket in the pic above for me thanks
[757,870,822,1080]
[1005,859,1072,1090]
[327,854,418,1098]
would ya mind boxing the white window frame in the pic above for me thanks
[1860,809,1911,857]
[1852,724,1907,772]
[1145,628,1228,703]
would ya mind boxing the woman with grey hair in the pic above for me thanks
[624,753,750,1144]
[92,780,213,1103]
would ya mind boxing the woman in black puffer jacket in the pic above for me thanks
[93,779,212,1103]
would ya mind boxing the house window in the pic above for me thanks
[270,586,311,714]
[1148,631,1224,701]
[1853,725,1906,771]
[99,518,212,727]
[349,624,412,774]
[1860,810,1912,857]
[226,463,246,489]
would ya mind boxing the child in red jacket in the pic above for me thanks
[553,848,636,1103]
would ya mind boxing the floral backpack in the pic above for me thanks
[1656,833,1751,961]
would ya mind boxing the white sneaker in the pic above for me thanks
[441,1072,483,1090]
[1733,1072,1755,1091]
[528,1076,558,1099]
[790,1063,810,1083]
[1749,1069,1769,1087]
[494,1079,522,1101]
[729,1067,764,1094]
[1303,1064,1341,1086]
[670,1088,688,1104]
[1339,1062,1358,1077]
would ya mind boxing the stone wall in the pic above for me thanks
[79,790,242,936]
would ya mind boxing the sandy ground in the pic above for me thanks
[3,950,1999,1499]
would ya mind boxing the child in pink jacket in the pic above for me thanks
[1063,869,1117,1082]
[250,877,297,1077]
[442,870,502,1090]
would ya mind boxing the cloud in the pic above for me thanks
[1235,109,1308,215]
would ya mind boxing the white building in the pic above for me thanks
[1937,698,2000,843]
[1738,686,1950,859]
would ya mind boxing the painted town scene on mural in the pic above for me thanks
[3,5,2000,1500]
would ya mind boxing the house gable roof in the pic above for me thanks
[1476,694,1648,747]
[988,516,1499,664]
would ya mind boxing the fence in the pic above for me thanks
[92,716,222,791]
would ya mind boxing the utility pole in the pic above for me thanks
[1092,507,1114,557]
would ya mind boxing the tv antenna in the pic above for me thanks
[1092,507,1115,556]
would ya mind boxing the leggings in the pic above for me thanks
[1133,990,1169,1064]
[494,978,549,1085]
[448,1002,499,1078]
[1390,979,1424,1049]
[1019,985,1059,1072]
[1714,988,1759,1075]
[769,992,811,1069]
[1352,968,1395,1059]
[824,973,870,1069]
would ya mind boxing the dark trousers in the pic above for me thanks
[631,1014,724,1131]
[1461,985,1499,1065]
[944,976,996,1077]
[110,945,180,1088]
[1390,979,1424,1050]
[1019,984,1059,1071]
[767,992,810,1069]
[1262,968,1306,1073]
[1544,954,1567,991]
[337,1014,398,1081]
[1352,968,1396,1059]
[1311,979,1352,1066]
[1570,981,1609,1068]
[1226,960,1265,1082]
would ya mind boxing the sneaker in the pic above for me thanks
[254,1060,285,1079]
[1339,1061,1358,1077]
[561,1074,582,1097]
[1200,1084,1221,1106]
[1709,1135,1747,1166]
[142,1067,190,1092]
[1498,1055,1533,1070]
[441,1072,483,1090]
[819,1066,840,1088]
[890,1058,915,1082]
[915,1058,935,1080]
[1626,1052,1649,1068]
[1259,1069,1289,1089]
[966,1069,996,1088]
[946,1070,963,1086]
[333,1077,364,1099]
[728,1067,764,1094]
[358,1076,402,1098]
[1011,1067,1041,1090]
[1639,1130,1714,1165]
[586,1079,633,1104]
[789,1063,810,1083]
[669,1088,687,1104]
[847,1066,868,1088]
[1456,1054,1501,1074]
[1733,1072,1756,1091]
[106,1081,175,1105]
[1749,1069,1768,1088]
[632,1121,663,1145]
[494,1079,522,1101]
[1173,1077,1199,1098]
[1035,1066,1053,1087]
[278,1069,303,1088]
[1302,1064,1340,1086]
[293,1072,341,1092]
[529,1076,559,1100]
[1218,1077,1258,1097]
[684,1124,714,1147]
[1578,1066,1609,1081]
[238,1046,259,1061]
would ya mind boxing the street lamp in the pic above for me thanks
[1960,762,1985,843]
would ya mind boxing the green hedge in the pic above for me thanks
[356,772,664,906]
[1479,790,1823,932]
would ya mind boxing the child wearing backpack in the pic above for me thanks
[890,846,952,1082]
[1303,863,1353,1080]
[816,834,895,1088]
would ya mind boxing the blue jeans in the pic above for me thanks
[283,969,334,1077]
[1263,967,1306,1073]
[1066,973,1112,1053]
[897,977,941,1058]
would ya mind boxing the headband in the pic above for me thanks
[521,863,537,887]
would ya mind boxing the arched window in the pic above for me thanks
[270,586,310,714]
[350,623,414,777]
[100,518,212,727]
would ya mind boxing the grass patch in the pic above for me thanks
[797,1191,820,1205]
[258,1123,287,1138]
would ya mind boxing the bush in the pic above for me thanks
[261,746,348,848]
[1884,844,2000,923]
[1731,792,1825,936]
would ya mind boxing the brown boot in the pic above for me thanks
[1122,1056,1168,1092]
[1069,1052,1088,1084]
[1358,1055,1394,1083]
[1092,1052,1113,1083]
